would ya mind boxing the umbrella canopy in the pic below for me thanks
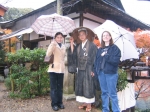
[94,20,139,61]
[72,27,95,44]
[31,13,76,37]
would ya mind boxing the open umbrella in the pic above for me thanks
[94,20,139,61]
[31,13,76,37]
[71,27,95,44]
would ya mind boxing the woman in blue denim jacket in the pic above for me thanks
[94,31,121,112]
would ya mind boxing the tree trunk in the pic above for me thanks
[10,75,14,93]
[57,0,63,15]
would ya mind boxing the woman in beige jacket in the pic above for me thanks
[46,32,66,111]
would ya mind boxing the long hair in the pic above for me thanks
[101,31,113,48]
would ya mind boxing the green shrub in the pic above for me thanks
[4,77,11,90]
[0,41,6,64]
[117,69,128,91]
[9,92,19,99]
[5,48,49,99]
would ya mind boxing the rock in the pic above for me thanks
[63,94,76,101]
[4,67,9,77]
[0,75,4,82]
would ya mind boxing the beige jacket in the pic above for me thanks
[46,41,66,73]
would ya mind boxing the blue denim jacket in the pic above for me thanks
[94,44,121,75]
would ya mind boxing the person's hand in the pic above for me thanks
[76,68,78,73]
[101,51,107,56]
[70,37,74,45]
[91,72,94,77]
[51,40,57,46]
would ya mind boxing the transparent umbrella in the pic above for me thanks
[94,20,139,61]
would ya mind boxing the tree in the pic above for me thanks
[134,28,150,51]
[2,29,19,53]
[0,41,6,64]
[134,29,150,100]
[0,7,34,22]
[135,79,150,100]
[134,28,150,62]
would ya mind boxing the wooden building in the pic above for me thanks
[0,1,150,111]
[0,0,150,50]
[0,4,7,17]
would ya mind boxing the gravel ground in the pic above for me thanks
[0,82,101,112]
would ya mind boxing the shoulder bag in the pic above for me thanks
[44,54,54,64]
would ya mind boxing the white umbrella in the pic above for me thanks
[31,13,76,37]
[94,20,139,61]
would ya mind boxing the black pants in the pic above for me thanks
[49,72,64,107]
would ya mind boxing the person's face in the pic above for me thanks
[55,34,63,43]
[102,32,112,43]
[78,31,87,42]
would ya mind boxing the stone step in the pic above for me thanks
[63,94,76,101]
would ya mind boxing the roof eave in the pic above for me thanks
[0,4,8,11]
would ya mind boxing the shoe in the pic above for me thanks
[52,105,59,111]
[58,104,65,109]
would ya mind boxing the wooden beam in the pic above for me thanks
[84,17,102,24]
[71,16,80,20]
[135,76,150,79]
[79,12,83,26]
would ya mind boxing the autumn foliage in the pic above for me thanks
[93,34,101,48]
[134,28,150,49]
[135,79,150,99]
[134,29,150,99]
[134,28,150,63]
[3,29,19,53]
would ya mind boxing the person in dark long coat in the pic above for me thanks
[68,28,97,112]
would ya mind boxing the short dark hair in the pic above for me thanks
[55,32,64,38]
[101,31,113,48]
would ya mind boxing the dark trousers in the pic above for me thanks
[49,72,64,107]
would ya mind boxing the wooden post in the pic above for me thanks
[57,0,75,95]
[8,38,11,52]
[131,106,135,112]
[79,12,83,26]
[57,0,63,15]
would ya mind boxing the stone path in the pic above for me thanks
[0,82,7,101]
[0,82,101,112]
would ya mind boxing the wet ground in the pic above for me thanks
[0,82,101,112]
